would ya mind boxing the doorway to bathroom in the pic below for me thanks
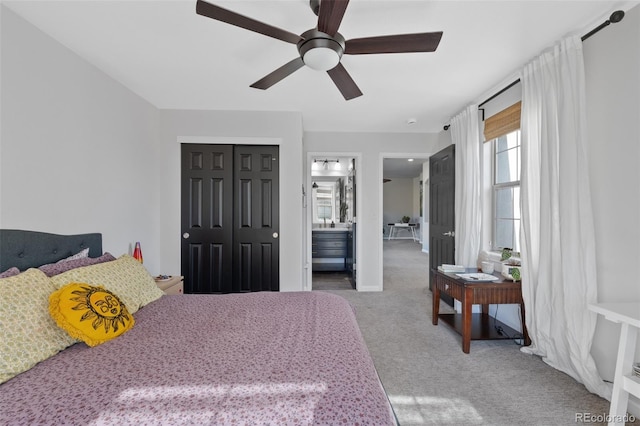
[309,155,357,291]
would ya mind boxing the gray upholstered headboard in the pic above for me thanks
[0,229,102,271]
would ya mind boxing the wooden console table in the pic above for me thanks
[588,302,640,426]
[432,268,531,353]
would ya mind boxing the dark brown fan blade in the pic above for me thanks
[317,0,349,37]
[250,57,305,90]
[345,32,443,54]
[327,63,362,100]
[196,0,302,45]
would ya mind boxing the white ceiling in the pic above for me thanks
[4,0,633,133]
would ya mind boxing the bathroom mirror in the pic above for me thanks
[311,158,355,226]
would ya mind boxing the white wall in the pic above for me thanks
[304,131,450,291]
[383,178,414,228]
[156,110,304,292]
[412,175,422,222]
[0,7,162,273]
[583,3,640,412]
[0,7,305,292]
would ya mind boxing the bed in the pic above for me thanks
[0,230,396,425]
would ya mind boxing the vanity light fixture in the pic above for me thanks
[314,159,340,171]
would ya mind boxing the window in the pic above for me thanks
[492,130,521,251]
[315,186,334,221]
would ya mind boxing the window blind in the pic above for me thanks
[483,101,521,141]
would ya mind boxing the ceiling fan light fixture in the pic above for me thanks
[298,30,345,71]
[197,1,443,100]
[303,47,340,71]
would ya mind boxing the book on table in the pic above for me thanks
[437,264,466,273]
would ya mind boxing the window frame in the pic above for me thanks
[491,129,521,252]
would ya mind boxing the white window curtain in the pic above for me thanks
[452,105,481,267]
[520,36,610,399]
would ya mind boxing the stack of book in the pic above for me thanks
[437,264,466,273]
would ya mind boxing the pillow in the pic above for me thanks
[0,267,20,279]
[39,252,116,277]
[49,283,134,347]
[0,269,77,384]
[57,247,90,263]
[51,255,164,313]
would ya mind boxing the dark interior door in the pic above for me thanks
[181,144,233,293]
[429,144,455,306]
[181,144,279,293]
[233,145,279,292]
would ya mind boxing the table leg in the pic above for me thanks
[609,322,637,426]
[432,283,440,325]
[520,303,531,346]
[462,287,473,353]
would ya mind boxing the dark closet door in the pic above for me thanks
[429,144,455,306]
[181,144,233,293]
[233,145,279,292]
[181,144,279,293]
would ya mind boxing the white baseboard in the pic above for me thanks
[357,285,383,292]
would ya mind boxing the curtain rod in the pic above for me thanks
[443,10,625,130]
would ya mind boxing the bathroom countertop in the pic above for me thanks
[312,227,351,232]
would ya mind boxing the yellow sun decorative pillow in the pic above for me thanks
[49,283,134,347]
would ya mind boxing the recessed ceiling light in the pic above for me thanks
[408,158,414,162]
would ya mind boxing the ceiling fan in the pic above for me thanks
[196,0,443,100]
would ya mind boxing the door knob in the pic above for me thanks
[183,233,190,239]
[442,231,455,237]
[272,232,279,239]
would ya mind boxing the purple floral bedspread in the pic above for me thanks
[0,292,396,425]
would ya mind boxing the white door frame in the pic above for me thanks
[378,153,431,290]
[306,151,362,291]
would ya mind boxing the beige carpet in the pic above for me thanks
[319,239,631,426]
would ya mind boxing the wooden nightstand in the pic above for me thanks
[154,276,184,295]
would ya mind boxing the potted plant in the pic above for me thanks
[401,216,410,223]
[500,248,521,281]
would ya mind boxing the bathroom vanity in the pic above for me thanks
[311,229,348,271]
